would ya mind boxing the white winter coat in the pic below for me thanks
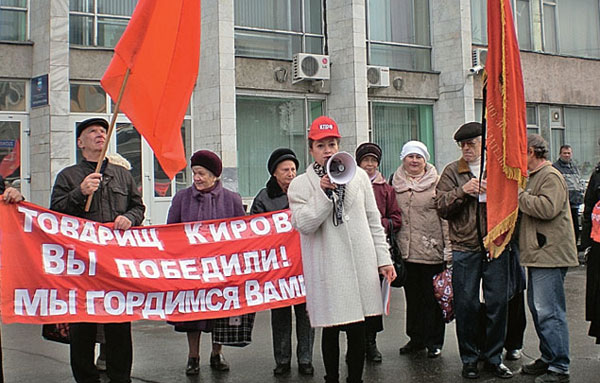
[288,165,392,328]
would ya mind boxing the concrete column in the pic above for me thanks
[326,0,369,152]
[431,0,476,168]
[193,0,237,191]
[29,0,70,206]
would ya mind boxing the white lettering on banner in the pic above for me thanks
[86,291,105,314]
[42,243,97,276]
[183,223,209,244]
[201,257,225,282]
[183,212,293,244]
[220,254,242,276]
[79,221,99,244]
[115,246,294,280]
[16,207,163,249]
[245,276,306,306]
[18,205,39,232]
[210,222,232,241]
[14,289,77,316]
[142,293,165,318]
[104,291,126,315]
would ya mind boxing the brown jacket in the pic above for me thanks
[518,161,579,268]
[435,158,486,252]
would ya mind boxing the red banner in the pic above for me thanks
[484,0,528,258]
[0,201,305,324]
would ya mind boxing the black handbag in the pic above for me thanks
[387,222,406,288]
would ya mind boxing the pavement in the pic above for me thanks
[2,264,599,383]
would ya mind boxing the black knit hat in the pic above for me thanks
[454,122,482,142]
[190,150,222,177]
[76,118,109,138]
[355,142,382,164]
[267,148,299,175]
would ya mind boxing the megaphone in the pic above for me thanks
[326,151,357,185]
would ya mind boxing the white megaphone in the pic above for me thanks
[326,151,357,185]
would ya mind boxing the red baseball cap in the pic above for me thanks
[308,116,341,141]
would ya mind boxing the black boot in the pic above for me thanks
[365,331,382,363]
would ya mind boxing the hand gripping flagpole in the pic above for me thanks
[85,68,131,212]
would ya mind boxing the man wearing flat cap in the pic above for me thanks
[50,117,145,383]
[251,148,315,377]
[436,122,512,379]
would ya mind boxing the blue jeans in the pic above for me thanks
[527,267,570,374]
[452,250,509,364]
[271,303,315,365]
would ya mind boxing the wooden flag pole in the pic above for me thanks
[85,68,131,212]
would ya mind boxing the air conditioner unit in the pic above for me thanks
[472,48,488,67]
[367,66,390,88]
[292,53,330,84]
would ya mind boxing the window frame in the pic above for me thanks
[365,0,433,71]
[69,0,136,47]
[234,0,326,60]
[235,91,326,197]
[0,0,29,42]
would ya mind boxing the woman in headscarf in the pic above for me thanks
[391,141,450,358]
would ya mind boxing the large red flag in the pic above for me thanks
[101,0,200,179]
[484,0,528,258]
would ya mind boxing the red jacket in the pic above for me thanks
[371,171,402,234]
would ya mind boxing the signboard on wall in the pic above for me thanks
[31,74,48,108]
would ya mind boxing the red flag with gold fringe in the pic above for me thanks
[483,0,528,258]
[101,0,200,179]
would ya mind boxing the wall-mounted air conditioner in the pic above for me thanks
[367,65,390,88]
[292,53,330,84]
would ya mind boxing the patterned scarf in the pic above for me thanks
[313,162,346,226]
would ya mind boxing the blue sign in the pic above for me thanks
[0,139,16,148]
[31,74,49,108]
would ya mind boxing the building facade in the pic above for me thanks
[1,0,599,224]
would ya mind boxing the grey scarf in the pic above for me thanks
[313,162,346,226]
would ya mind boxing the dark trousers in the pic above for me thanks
[271,303,315,365]
[70,322,132,383]
[403,262,446,349]
[570,207,580,244]
[505,290,526,351]
[322,321,365,383]
[453,250,509,365]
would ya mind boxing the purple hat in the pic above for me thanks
[190,150,222,177]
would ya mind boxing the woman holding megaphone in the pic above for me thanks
[288,116,396,383]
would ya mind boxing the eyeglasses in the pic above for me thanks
[457,140,479,149]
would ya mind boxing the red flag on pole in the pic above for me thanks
[101,0,200,179]
[484,0,528,258]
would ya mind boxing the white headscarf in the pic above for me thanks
[400,140,430,162]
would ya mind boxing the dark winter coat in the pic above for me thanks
[50,159,145,225]
[250,177,289,214]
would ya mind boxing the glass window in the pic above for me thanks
[0,80,26,111]
[556,0,600,58]
[234,0,324,60]
[367,0,431,71]
[70,83,107,113]
[236,95,323,197]
[370,102,434,178]
[565,107,600,180]
[0,0,27,42]
[471,0,487,45]
[116,122,142,192]
[542,1,558,53]
[515,0,532,50]
[0,121,21,186]
[526,105,539,135]
[69,0,138,47]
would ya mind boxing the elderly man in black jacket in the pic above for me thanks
[50,118,145,383]
[251,148,315,377]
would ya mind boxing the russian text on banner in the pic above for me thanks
[0,200,305,324]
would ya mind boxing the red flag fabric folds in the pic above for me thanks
[101,0,200,179]
[484,0,528,258]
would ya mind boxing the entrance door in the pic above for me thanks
[0,114,29,198]
[114,120,191,225]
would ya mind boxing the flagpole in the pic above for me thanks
[85,68,131,212]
